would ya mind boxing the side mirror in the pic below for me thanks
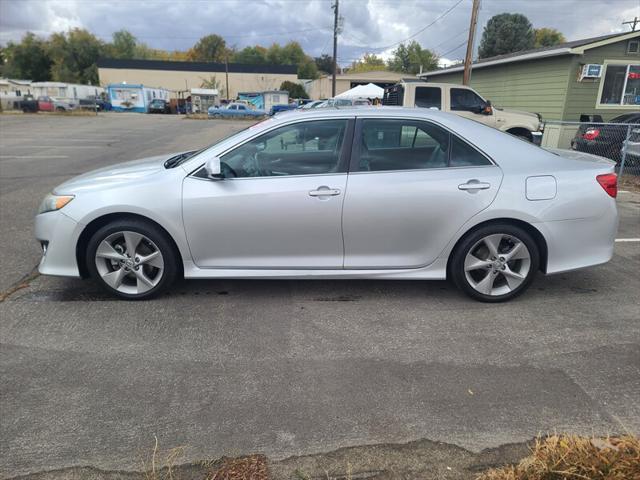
[204,156,221,178]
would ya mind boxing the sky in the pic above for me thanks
[1,0,639,66]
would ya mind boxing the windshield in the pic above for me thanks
[164,118,275,168]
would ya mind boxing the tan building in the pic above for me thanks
[97,59,298,100]
[307,70,407,99]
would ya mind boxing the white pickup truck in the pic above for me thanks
[383,80,543,143]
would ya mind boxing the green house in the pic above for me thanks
[419,31,640,122]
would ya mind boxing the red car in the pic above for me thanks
[37,96,77,112]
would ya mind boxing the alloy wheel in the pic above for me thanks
[464,233,531,296]
[94,231,164,295]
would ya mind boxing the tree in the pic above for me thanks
[200,76,222,90]
[315,54,334,75]
[297,57,319,79]
[187,34,228,62]
[534,27,566,48]
[387,41,438,75]
[350,53,386,73]
[233,46,268,64]
[109,30,137,58]
[2,32,52,81]
[279,80,308,99]
[478,13,535,59]
[48,29,104,84]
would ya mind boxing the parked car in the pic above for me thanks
[148,99,171,114]
[622,126,640,166]
[383,80,543,143]
[19,95,39,113]
[316,98,372,108]
[79,96,109,111]
[298,100,325,110]
[35,107,618,302]
[270,103,298,115]
[571,113,640,164]
[37,96,77,112]
[208,103,266,118]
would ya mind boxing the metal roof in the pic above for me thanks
[97,58,298,75]
[420,31,640,77]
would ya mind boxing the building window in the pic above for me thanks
[628,40,639,54]
[599,63,640,106]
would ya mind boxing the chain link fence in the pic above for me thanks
[541,119,640,178]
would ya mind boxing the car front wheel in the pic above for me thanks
[450,224,539,302]
[86,220,178,299]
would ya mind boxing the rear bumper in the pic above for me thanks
[538,200,618,274]
[34,210,82,277]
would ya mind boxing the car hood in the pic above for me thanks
[495,106,539,120]
[53,153,179,194]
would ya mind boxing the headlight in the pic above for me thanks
[38,194,74,214]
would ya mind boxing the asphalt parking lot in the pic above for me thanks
[1,113,639,478]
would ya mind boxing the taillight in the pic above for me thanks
[583,128,600,140]
[596,173,617,198]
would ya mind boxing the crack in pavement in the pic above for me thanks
[0,265,40,302]
[3,437,533,480]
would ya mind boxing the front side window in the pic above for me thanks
[599,63,640,106]
[219,119,348,178]
[415,87,442,109]
[450,88,486,112]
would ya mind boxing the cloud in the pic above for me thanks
[1,0,638,65]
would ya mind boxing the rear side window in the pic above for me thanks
[358,119,449,171]
[450,136,492,167]
[415,87,441,109]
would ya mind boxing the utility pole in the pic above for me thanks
[225,54,230,100]
[332,0,339,97]
[622,17,639,31]
[463,0,480,86]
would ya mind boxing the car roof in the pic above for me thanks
[270,106,458,124]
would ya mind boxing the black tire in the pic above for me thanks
[85,219,179,300]
[56,106,66,112]
[450,224,539,303]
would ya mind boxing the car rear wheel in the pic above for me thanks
[86,220,178,299]
[450,224,539,302]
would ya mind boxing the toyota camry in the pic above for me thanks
[35,108,618,302]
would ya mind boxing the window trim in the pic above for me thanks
[192,117,355,180]
[627,40,639,54]
[596,60,640,110]
[349,116,496,174]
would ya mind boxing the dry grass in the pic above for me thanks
[619,175,640,192]
[477,434,640,480]
[204,454,269,480]
[140,436,187,480]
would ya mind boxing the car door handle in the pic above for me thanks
[458,181,491,191]
[309,187,341,197]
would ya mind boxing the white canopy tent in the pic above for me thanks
[334,83,384,100]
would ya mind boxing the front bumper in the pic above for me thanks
[35,210,82,277]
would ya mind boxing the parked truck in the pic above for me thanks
[383,80,543,143]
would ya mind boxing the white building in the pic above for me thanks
[30,82,104,101]
[0,78,32,110]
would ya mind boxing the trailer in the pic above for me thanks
[237,90,289,112]
[107,83,171,113]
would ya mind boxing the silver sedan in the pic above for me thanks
[35,108,619,301]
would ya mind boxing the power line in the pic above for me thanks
[439,39,467,57]
[367,0,467,51]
